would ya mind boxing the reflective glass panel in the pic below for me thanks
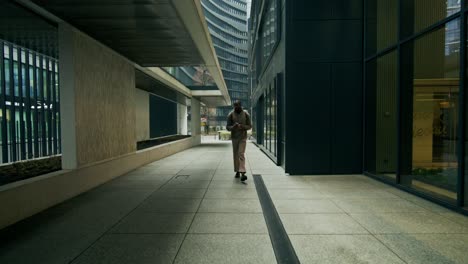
[401,0,461,37]
[400,20,460,202]
[365,50,398,181]
[366,0,398,56]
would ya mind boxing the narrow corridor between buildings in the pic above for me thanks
[1,141,468,264]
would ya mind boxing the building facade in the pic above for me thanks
[201,0,249,128]
[0,41,61,164]
[249,0,468,213]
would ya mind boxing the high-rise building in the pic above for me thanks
[201,0,249,128]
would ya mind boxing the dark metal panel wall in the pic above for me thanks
[331,63,363,173]
[149,94,178,139]
[286,63,332,174]
[285,0,364,174]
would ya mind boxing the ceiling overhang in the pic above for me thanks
[13,0,231,107]
[171,0,230,107]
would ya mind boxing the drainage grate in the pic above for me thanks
[175,175,190,179]
[253,174,300,264]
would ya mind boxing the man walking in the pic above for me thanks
[227,100,252,182]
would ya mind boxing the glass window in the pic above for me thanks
[21,64,26,97]
[29,67,34,98]
[36,67,41,98]
[43,69,47,101]
[365,50,398,180]
[400,19,460,202]
[14,62,19,97]
[265,88,268,151]
[257,0,279,75]
[268,86,272,152]
[465,17,468,206]
[263,94,266,146]
[366,0,398,56]
[0,41,60,164]
[401,0,461,38]
[5,59,10,96]
[271,83,277,156]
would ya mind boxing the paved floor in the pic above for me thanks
[1,141,468,264]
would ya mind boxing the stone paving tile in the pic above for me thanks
[274,199,344,214]
[110,212,195,234]
[268,188,328,200]
[4,141,468,264]
[376,234,468,264]
[211,174,239,181]
[177,169,215,176]
[71,234,184,264]
[174,234,276,264]
[198,199,262,213]
[189,213,267,234]
[208,179,255,189]
[177,174,214,181]
[162,180,211,189]
[332,198,428,213]
[96,180,164,190]
[265,181,320,189]
[350,212,468,234]
[117,173,174,181]
[204,188,259,199]
[290,235,405,264]
[439,212,468,227]
[215,169,240,175]
[0,233,100,264]
[136,198,202,213]
[280,214,369,235]
[150,188,207,199]
[319,188,401,199]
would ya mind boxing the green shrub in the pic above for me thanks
[218,130,231,140]
[0,156,62,185]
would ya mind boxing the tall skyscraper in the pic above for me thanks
[201,0,249,128]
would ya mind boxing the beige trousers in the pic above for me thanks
[232,138,247,173]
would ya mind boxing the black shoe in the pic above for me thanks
[235,172,240,178]
[241,174,247,182]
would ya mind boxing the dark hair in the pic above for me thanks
[233,100,242,107]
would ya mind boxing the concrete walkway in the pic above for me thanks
[1,141,468,263]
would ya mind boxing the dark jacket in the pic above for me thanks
[227,110,252,140]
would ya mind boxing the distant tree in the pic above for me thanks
[192,66,214,86]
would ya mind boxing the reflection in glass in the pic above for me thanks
[366,0,398,56]
[401,0,460,37]
[365,50,398,180]
[465,17,468,207]
[260,80,278,158]
[259,0,278,70]
[401,20,460,202]
[271,83,277,156]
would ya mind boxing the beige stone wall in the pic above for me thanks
[73,31,136,166]
[0,136,199,229]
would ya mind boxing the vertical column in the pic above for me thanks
[59,23,77,169]
[191,97,201,145]
[18,48,26,160]
[8,43,16,162]
[1,42,7,163]
[25,50,33,159]
[177,103,188,135]
[52,60,57,154]
[39,55,46,156]
[56,61,61,154]
[33,52,39,158]
[46,57,52,155]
